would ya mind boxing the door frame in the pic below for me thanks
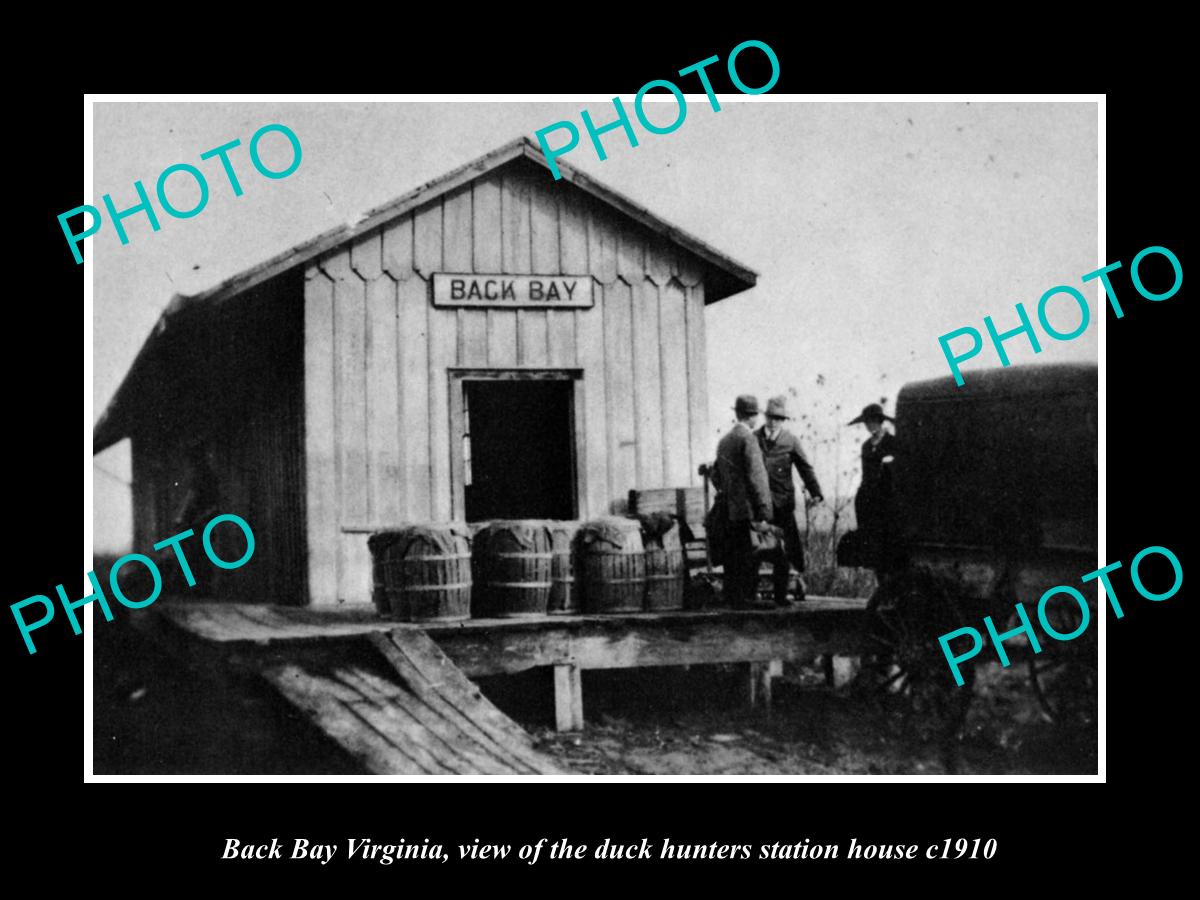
[448,368,585,522]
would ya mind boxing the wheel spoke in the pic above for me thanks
[864,570,979,744]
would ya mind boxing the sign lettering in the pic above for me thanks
[432,274,593,309]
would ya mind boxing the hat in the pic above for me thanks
[848,403,894,425]
[765,395,791,419]
[733,395,761,417]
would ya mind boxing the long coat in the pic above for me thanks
[855,432,899,568]
[755,426,823,512]
[712,422,773,523]
[856,432,898,525]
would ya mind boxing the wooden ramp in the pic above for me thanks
[261,629,568,775]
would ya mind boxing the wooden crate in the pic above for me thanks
[628,486,707,541]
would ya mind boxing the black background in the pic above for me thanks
[10,27,1188,888]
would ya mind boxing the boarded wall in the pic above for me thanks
[304,159,711,607]
[130,273,307,604]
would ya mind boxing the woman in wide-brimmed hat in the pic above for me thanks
[848,403,898,572]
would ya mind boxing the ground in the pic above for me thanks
[92,613,1096,776]
[519,662,1096,776]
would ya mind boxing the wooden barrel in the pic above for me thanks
[547,521,582,615]
[640,516,685,611]
[367,524,472,622]
[473,520,553,617]
[579,517,646,613]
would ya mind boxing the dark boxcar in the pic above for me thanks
[864,362,1098,739]
[894,362,1097,602]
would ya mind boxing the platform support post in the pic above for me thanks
[749,659,784,713]
[554,664,584,732]
[825,655,858,688]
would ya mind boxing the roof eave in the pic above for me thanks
[94,136,759,453]
[517,139,757,301]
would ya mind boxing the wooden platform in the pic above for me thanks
[260,630,568,775]
[141,598,870,772]
[154,598,868,653]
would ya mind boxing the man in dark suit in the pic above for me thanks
[757,395,824,604]
[712,395,774,608]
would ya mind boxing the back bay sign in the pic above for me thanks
[432,273,594,309]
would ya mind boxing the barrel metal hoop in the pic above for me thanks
[394,582,473,591]
[391,556,470,564]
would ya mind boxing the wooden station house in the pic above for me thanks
[95,136,756,607]
[94,138,866,773]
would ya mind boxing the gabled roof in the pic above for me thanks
[94,136,758,453]
[898,362,1098,405]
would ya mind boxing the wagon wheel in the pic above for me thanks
[1028,653,1097,727]
[862,568,976,746]
[1021,595,1098,727]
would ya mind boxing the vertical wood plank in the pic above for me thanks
[530,177,559,272]
[576,292,608,519]
[353,233,402,526]
[340,532,374,605]
[553,664,584,731]
[590,200,623,513]
[617,228,649,490]
[686,282,709,487]
[327,251,368,602]
[502,170,532,275]
[449,180,484,367]
[459,312,489,368]
[558,189,589,273]
[521,172,552,366]
[216,422,252,600]
[382,214,414,282]
[616,228,643,282]
[415,201,448,278]
[350,231,383,281]
[604,279,636,514]
[501,168,530,283]
[661,281,691,486]
[572,379,588,520]
[487,319,517,368]
[129,440,157,550]
[472,176,502,270]
[547,312,576,368]
[448,372,467,524]
[398,275,431,521]
[645,235,675,287]
[326,252,368,523]
[410,202,440,522]
[422,196,455,522]
[588,205,619,286]
[631,278,664,488]
[366,273,401,524]
[303,267,338,605]
[678,251,705,287]
[749,661,782,711]
[555,189,588,370]
[474,176,515,367]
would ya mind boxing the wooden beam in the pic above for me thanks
[553,664,584,732]
[749,659,784,713]
[431,615,865,678]
[152,599,869,651]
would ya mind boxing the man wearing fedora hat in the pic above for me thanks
[711,395,774,608]
[849,402,899,572]
[757,395,824,604]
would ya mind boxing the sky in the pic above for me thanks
[91,99,1098,552]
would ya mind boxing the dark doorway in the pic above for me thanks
[463,379,576,522]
